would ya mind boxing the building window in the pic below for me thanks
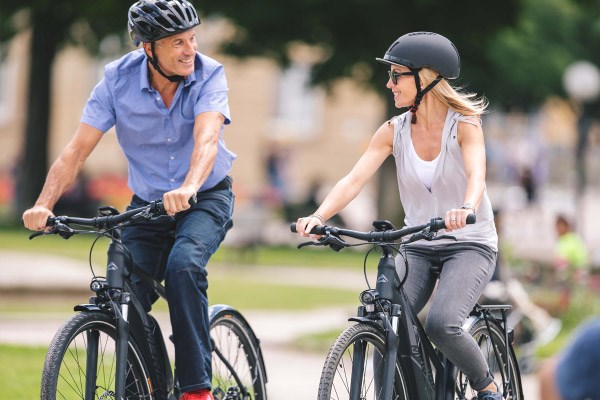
[270,61,323,141]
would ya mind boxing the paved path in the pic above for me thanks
[0,251,540,399]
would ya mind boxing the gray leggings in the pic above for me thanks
[396,242,497,391]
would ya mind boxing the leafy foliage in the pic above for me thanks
[199,0,521,100]
[487,0,600,109]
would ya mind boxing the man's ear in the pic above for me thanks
[142,42,153,58]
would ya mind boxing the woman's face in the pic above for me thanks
[386,65,417,108]
[147,29,198,77]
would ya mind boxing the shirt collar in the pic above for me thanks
[139,53,198,91]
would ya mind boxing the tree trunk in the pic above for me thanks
[15,9,61,216]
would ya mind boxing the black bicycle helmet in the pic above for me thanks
[376,32,460,124]
[376,32,460,79]
[128,0,200,46]
[128,0,200,82]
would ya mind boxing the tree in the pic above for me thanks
[0,1,131,216]
[487,0,600,111]
[200,0,521,101]
[199,0,522,223]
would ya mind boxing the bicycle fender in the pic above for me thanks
[348,317,384,332]
[461,314,480,333]
[74,304,104,312]
[209,304,268,383]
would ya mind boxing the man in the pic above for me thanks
[22,1,236,399]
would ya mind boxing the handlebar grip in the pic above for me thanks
[290,223,326,235]
[432,213,476,230]
[466,213,476,224]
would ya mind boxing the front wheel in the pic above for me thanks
[41,312,152,400]
[455,319,524,400]
[210,307,267,400]
[318,323,408,400]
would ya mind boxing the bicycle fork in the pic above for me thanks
[348,305,402,400]
[108,239,133,400]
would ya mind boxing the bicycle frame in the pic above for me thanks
[349,244,514,400]
[74,225,175,400]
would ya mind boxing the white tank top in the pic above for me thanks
[408,139,439,191]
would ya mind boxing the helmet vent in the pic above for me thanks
[157,2,169,10]
[173,5,186,20]
[155,15,170,28]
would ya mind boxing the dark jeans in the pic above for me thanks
[122,185,234,393]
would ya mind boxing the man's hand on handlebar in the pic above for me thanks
[22,205,55,232]
[163,186,198,216]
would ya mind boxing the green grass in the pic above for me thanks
[0,345,45,398]
[209,278,357,312]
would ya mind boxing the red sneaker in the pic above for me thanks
[179,389,214,400]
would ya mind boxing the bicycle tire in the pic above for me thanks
[318,323,409,400]
[40,312,152,400]
[210,310,267,400]
[455,319,524,400]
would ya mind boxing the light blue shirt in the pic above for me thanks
[81,49,236,202]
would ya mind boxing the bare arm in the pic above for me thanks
[22,123,103,230]
[162,111,224,215]
[296,121,394,236]
[445,120,487,230]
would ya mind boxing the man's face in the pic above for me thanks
[146,29,198,77]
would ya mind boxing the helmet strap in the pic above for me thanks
[147,42,185,83]
[409,71,442,124]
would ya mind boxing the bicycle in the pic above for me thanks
[29,199,268,400]
[291,216,523,400]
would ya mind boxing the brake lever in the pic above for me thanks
[431,234,457,241]
[28,231,46,240]
[297,240,323,249]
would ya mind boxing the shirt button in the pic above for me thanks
[156,97,161,101]
[170,156,175,160]
[170,178,175,182]
[167,138,172,142]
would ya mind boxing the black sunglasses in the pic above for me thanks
[388,69,415,85]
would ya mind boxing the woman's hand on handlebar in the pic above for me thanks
[22,205,55,232]
[444,208,474,231]
[295,215,324,237]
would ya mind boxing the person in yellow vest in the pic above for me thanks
[554,214,589,311]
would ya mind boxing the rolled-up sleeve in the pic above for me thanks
[81,72,116,133]
[194,65,231,125]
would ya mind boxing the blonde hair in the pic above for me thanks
[418,68,488,117]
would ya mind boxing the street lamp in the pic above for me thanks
[562,61,600,196]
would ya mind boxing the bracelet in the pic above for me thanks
[461,203,476,213]
[309,213,325,224]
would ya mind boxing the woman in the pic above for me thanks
[295,32,500,400]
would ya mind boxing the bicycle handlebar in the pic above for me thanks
[30,196,197,240]
[290,214,475,244]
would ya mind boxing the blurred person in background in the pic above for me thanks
[554,214,589,311]
[295,32,502,400]
[21,1,236,399]
[482,209,561,372]
[538,317,600,400]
